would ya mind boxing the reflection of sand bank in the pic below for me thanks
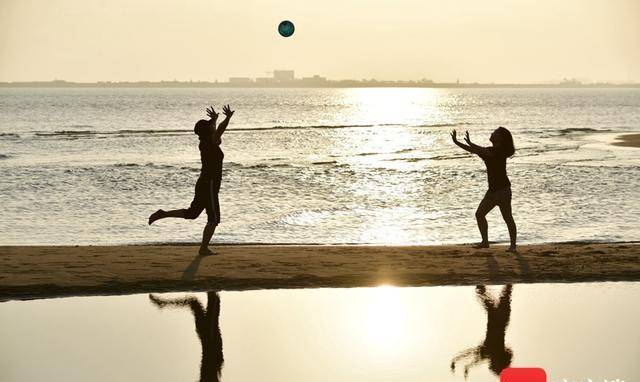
[1,242,639,301]
[612,133,640,148]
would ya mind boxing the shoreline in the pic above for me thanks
[612,133,640,148]
[1,242,639,302]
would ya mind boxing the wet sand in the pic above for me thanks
[1,242,639,301]
[612,133,640,148]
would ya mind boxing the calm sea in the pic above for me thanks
[0,87,639,245]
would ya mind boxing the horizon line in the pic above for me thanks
[2,78,639,88]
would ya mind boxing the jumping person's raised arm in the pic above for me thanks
[213,104,234,142]
[206,106,219,136]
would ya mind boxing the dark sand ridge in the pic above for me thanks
[612,133,640,148]
[1,242,639,301]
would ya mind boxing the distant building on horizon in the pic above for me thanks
[301,75,327,86]
[273,70,295,82]
[255,77,275,84]
[228,77,253,84]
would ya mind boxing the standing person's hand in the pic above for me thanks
[450,129,458,142]
[222,104,234,118]
[464,131,472,145]
[206,106,219,121]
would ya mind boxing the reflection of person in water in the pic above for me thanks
[450,284,513,378]
[149,292,223,382]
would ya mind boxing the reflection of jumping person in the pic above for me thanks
[450,285,513,378]
[451,128,517,252]
[149,105,234,255]
[150,292,223,382]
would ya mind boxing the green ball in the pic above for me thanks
[278,20,295,37]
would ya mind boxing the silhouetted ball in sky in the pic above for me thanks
[278,20,295,37]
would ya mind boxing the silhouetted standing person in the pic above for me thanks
[149,105,234,255]
[451,128,517,252]
[450,284,513,378]
[149,292,223,382]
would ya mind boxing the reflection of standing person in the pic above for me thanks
[150,292,223,382]
[148,105,234,256]
[450,285,513,378]
[451,128,517,252]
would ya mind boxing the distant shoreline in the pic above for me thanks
[1,242,638,301]
[613,133,640,148]
[1,81,639,89]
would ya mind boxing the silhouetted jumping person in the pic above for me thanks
[149,105,234,255]
[149,292,223,382]
[451,128,517,252]
[450,284,513,378]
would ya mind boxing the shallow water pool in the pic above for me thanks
[1,282,639,382]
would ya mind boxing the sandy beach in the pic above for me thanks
[1,242,638,301]
[613,133,640,148]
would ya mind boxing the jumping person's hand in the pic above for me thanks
[464,131,472,145]
[222,104,234,118]
[206,106,219,121]
[212,105,233,141]
[450,129,458,142]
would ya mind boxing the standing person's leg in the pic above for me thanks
[475,192,497,248]
[498,189,517,252]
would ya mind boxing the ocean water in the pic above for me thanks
[0,87,639,245]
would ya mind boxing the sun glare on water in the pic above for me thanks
[332,88,450,244]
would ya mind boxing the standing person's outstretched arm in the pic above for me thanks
[213,105,234,142]
[451,129,473,152]
[451,130,491,157]
[463,131,492,157]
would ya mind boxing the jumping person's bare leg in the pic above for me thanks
[199,222,216,255]
[163,209,187,218]
[474,198,495,248]
[499,203,517,252]
[148,209,186,225]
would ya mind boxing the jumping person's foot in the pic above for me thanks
[148,209,165,225]
[198,247,217,256]
[473,242,490,249]
[506,245,517,253]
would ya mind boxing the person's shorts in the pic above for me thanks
[184,178,220,225]
[482,186,512,208]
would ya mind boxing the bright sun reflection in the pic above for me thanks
[345,89,437,163]
[361,285,409,355]
[345,88,445,126]
[332,89,451,244]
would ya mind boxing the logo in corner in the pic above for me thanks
[501,367,546,382]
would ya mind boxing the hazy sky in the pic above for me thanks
[1,0,638,83]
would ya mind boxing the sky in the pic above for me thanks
[1,0,639,83]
